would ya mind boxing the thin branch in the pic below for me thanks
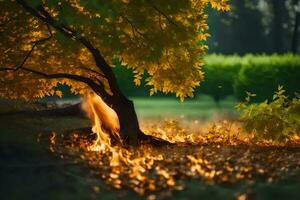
[146,0,178,27]
[16,0,124,97]
[120,14,147,39]
[14,46,35,71]
[0,66,111,101]
[102,3,148,46]
[76,66,106,78]
[0,67,14,72]
[0,1,118,104]
[91,75,106,86]
[14,24,53,71]
[75,66,108,85]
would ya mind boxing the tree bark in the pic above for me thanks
[110,96,147,145]
[292,0,300,54]
[272,0,286,53]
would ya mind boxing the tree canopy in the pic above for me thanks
[0,0,229,101]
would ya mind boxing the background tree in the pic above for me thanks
[271,0,287,53]
[207,0,300,54]
[291,0,300,53]
[207,0,269,54]
[0,0,229,144]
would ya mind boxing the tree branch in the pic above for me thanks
[14,24,53,71]
[146,0,178,27]
[0,66,111,101]
[75,66,108,86]
[120,14,149,45]
[104,4,148,47]
[0,20,110,99]
[76,66,106,78]
[16,0,123,97]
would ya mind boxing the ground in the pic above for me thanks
[0,97,300,200]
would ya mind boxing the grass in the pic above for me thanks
[132,95,237,121]
[0,95,238,121]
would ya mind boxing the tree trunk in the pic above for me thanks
[105,92,169,146]
[272,0,286,53]
[88,49,149,145]
[292,0,300,54]
[110,95,147,145]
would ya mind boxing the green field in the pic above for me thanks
[0,95,238,121]
[132,96,237,121]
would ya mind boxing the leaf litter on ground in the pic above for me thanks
[42,119,300,199]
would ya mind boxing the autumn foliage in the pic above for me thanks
[0,0,229,101]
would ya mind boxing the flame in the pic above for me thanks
[80,93,241,189]
[47,95,300,196]
[81,92,120,151]
[77,92,255,195]
[81,92,164,192]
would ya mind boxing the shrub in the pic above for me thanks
[236,86,300,141]
[197,54,241,102]
[234,54,300,102]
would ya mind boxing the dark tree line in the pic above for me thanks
[207,0,300,54]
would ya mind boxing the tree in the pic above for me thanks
[207,0,269,54]
[0,0,229,144]
[291,0,300,53]
[207,0,299,54]
[270,0,287,53]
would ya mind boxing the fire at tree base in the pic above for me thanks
[44,94,300,198]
